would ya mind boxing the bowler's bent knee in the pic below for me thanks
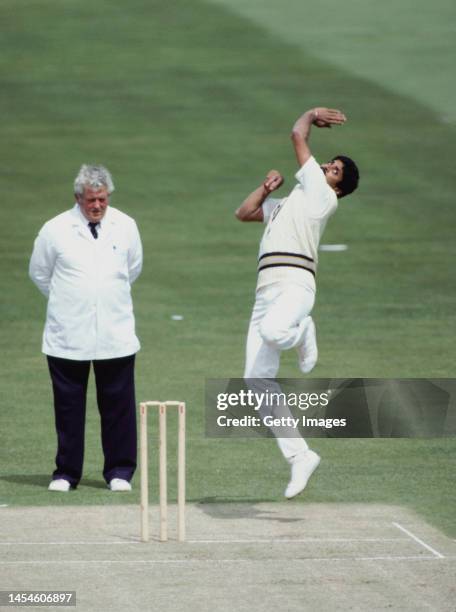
[259,320,295,350]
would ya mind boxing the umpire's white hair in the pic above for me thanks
[74,164,115,195]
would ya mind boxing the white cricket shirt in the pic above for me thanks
[29,204,143,360]
[257,156,338,292]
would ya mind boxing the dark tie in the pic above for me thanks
[88,222,99,239]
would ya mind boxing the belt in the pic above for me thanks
[257,251,316,277]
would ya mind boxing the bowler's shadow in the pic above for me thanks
[193,497,303,523]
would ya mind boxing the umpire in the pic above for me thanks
[29,164,143,492]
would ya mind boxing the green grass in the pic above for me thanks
[1,0,455,537]
[208,0,456,123]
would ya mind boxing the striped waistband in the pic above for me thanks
[257,251,316,277]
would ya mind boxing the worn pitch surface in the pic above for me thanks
[1,503,455,611]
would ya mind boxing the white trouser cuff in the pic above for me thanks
[276,437,309,462]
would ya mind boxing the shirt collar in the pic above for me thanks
[74,202,110,230]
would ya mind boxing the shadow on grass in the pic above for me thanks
[0,475,107,490]
[78,479,108,490]
[193,497,303,522]
[0,474,50,488]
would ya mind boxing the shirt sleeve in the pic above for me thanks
[29,225,57,298]
[294,156,335,218]
[262,197,282,224]
[127,220,143,284]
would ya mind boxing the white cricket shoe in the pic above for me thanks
[296,317,318,374]
[284,450,321,499]
[109,478,132,492]
[48,479,71,492]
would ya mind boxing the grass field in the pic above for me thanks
[1,0,455,547]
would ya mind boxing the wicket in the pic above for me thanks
[139,401,186,543]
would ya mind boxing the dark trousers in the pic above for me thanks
[47,354,137,487]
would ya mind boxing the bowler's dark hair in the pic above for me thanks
[333,155,359,198]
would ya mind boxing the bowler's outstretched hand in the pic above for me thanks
[312,107,346,128]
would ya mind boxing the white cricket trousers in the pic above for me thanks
[244,282,315,462]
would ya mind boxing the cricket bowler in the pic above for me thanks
[235,107,360,498]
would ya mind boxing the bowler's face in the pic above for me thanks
[77,187,109,223]
[321,159,344,196]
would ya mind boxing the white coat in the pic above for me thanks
[29,204,142,360]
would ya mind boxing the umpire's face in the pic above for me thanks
[77,186,109,223]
